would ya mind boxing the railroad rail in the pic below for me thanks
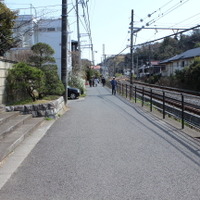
[115,81,200,130]
[132,80,200,96]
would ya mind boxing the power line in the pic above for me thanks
[136,24,200,47]
[170,12,200,28]
[140,0,175,22]
[139,0,190,27]
[71,0,94,63]
[7,4,62,10]
[147,0,190,26]
[134,27,188,31]
[128,0,200,52]
[134,0,193,43]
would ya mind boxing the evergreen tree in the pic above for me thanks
[0,2,17,56]
[6,62,45,102]
[29,42,56,68]
[41,65,64,96]
[29,42,64,96]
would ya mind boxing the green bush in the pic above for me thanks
[41,65,65,96]
[6,42,66,104]
[29,42,55,68]
[68,75,85,94]
[175,58,200,91]
[145,74,161,84]
[28,42,65,96]
[6,62,46,102]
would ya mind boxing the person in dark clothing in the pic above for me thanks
[101,77,106,86]
[89,79,92,87]
[110,77,117,95]
[91,78,95,87]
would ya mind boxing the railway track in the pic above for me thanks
[135,87,200,115]
[117,80,200,129]
[119,80,200,113]
[132,80,200,96]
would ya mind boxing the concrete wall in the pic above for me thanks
[0,59,14,105]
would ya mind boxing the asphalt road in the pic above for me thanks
[0,85,200,200]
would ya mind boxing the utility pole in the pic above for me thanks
[130,9,134,84]
[103,44,106,75]
[30,4,38,44]
[91,44,95,65]
[76,0,82,72]
[61,0,68,103]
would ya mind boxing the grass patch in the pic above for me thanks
[7,95,61,106]
[42,95,60,101]
[80,93,86,98]
[7,98,33,106]
[45,117,54,121]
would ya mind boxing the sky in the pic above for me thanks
[3,0,200,64]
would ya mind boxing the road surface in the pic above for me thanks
[0,85,200,199]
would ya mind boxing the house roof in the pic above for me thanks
[150,61,160,66]
[91,65,101,70]
[160,47,200,64]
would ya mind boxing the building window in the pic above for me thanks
[47,28,55,32]
[38,28,47,32]
[181,61,185,67]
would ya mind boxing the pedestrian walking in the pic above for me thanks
[89,79,92,87]
[94,77,98,87]
[91,78,94,87]
[110,77,117,95]
[101,77,106,87]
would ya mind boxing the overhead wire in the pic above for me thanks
[171,12,200,28]
[136,24,200,47]
[132,0,200,47]
[140,0,175,22]
[0,1,76,47]
[146,0,189,26]
[71,0,94,61]
[134,0,191,34]
[81,0,95,62]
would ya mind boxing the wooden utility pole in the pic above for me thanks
[76,0,82,72]
[130,9,134,84]
[61,0,68,103]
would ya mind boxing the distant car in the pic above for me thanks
[68,86,80,99]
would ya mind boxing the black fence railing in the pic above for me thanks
[115,82,200,130]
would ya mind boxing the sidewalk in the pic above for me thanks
[0,85,200,199]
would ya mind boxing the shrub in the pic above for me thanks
[68,75,85,94]
[174,58,200,91]
[145,74,161,84]
[6,62,45,102]
[41,65,65,96]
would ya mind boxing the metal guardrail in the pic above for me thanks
[116,82,200,130]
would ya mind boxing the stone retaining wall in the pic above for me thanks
[6,96,67,118]
[0,59,15,104]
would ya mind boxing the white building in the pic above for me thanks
[8,15,72,78]
[160,47,200,76]
[12,15,35,48]
[37,18,72,77]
